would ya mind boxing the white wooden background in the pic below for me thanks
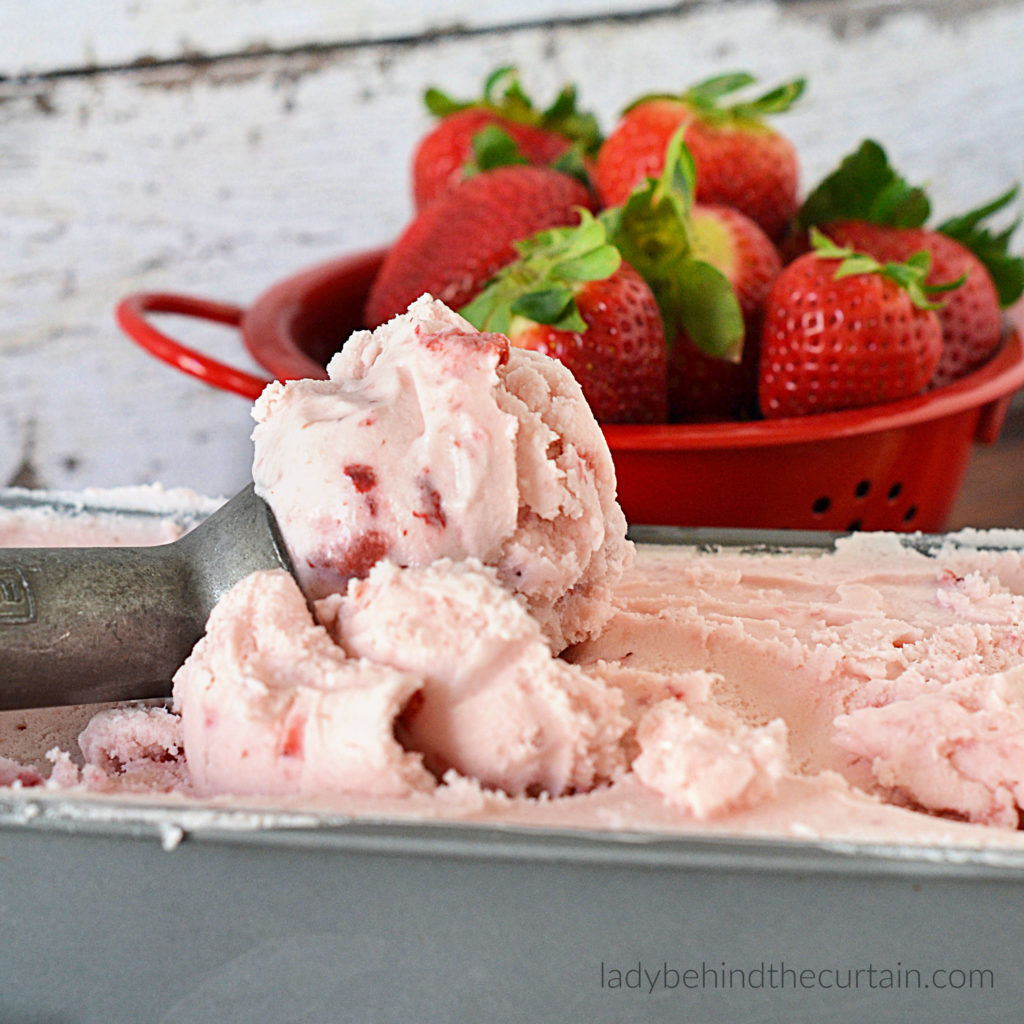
[2,0,1023,498]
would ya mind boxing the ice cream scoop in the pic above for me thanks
[0,485,293,710]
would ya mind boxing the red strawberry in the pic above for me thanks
[821,221,1004,387]
[594,72,804,240]
[759,230,945,418]
[667,203,781,420]
[793,140,1024,386]
[412,66,601,208]
[604,132,781,420]
[460,213,667,423]
[364,165,595,328]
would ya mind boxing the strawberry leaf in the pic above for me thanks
[553,244,621,282]
[540,84,604,154]
[673,259,745,360]
[604,131,743,358]
[511,288,587,332]
[681,71,805,118]
[623,71,804,127]
[424,86,466,118]
[797,139,931,230]
[810,228,957,311]
[936,186,1024,307]
[424,66,603,152]
[682,72,758,110]
[735,77,806,117]
[681,71,805,127]
[603,129,745,356]
[464,125,529,176]
[550,143,593,186]
[460,210,620,335]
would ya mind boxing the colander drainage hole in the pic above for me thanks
[903,505,918,523]
[855,479,871,498]
[847,519,864,532]
[888,483,903,501]
[812,496,831,516]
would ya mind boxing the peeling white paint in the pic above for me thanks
[1,1,1022,496]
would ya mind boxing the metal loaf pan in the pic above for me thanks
[1,490,1023,1023]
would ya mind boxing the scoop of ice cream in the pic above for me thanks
[76,704,189,792]
[318,558,629,797]
[632,698,788,819]
[252,295,631,651]
[833,667,1024,828]
[172,569,434,799]
[0,755,44,788]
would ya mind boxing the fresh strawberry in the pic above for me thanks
[364,165,595,328]
[412,65,601,208]
[759,230,947,417]
[604,131,781,420]
[594,72,804,240]
[821,220,1005,388]
[460,213,667,423]
[794,140,1024,387]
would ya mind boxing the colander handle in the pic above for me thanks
[115,292,270,400]
[974,395,1013,444]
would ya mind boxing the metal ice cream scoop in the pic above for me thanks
[0,485,293,711]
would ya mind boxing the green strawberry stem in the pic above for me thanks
[810,227,963,310]
[424,65,603,153]
[460,210,621,337]
[602,129,745,360]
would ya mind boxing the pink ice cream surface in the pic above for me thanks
[95,528,1024,834]
[171,559,625,801]
[171,569,433,800]
[317,558,628,797]
[251,295,631,652]
[632,699,788,820]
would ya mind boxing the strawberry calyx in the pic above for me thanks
[810,228,962,310]
[797,139,930,230]
[459,210,621,336]
[464,124,592,187]
[936,186,1024,307]
[464,123,529,175]
[424,65,603,154]
[798,141,1024,307]
[602,129,744,360]
[623,71,805,131]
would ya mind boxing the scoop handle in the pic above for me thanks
[0,486,292,710]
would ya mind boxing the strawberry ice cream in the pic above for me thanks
[9,521,1024,849]
[172,569,434,800]
[251,294,630,653]
[317,558,627,796]
[3,299,1024,851]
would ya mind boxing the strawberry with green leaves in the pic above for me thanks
[364,164,595,328]
[460,213,667,424]
[412,65,601,209]
[794,140,1024,387]
[759,230,950,417]
[595,72,805,240]
[604,131,781,420]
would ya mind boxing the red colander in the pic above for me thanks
[116,249,1024,532]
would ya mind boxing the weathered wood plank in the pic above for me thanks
[2,1,1022,498]
[1,0,672,78]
